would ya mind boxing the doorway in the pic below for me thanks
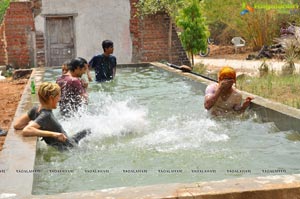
[45,16,75,67]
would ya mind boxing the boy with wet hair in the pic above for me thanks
[14,82,91,151]
[89,40,117,82]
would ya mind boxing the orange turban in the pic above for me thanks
[218,66,236,83]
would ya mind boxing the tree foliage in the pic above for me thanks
[0,0,10,23]
[135,0,184,18]
[176,0,209,65]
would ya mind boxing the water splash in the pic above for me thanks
[58,93,149,142]
[130,116,229,152]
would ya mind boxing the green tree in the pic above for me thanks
[135,0,184,63]
[0,0,10,23]
[176,0,209,66]
[136,0,184,16]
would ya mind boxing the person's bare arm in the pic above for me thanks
[204,87,222,110]
[22,121,67,142]
[14,113,30,130]
[233,97,254,112]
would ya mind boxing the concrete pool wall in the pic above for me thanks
[1,63,300,198]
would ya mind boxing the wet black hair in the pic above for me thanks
[102,40,114,51]
[69,57,87,72]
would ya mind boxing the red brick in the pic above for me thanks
[2,1,35,68]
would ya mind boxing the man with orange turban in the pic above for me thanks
[204,66,253,116]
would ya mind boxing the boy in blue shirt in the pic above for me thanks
[89,40,117,82]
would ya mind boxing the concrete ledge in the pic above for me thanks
[0,68,43,198]
[29,175,300,199]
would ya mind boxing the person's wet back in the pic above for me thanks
[204,66,253,116]
[13,82,91,151]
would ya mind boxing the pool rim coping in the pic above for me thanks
[1,62,300,198]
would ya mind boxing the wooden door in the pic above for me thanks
[46,16,75,67]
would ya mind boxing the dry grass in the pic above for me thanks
[237,73,300,109]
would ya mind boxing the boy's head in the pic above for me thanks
[38,82,61,105]
[102,40,114,54]
[69,57,87,72]
[69,57,88,78]
[61,60,70,74]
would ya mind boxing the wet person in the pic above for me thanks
[56,57,89,117]
[13,82,91,151]
[89,40,117,82]
[62,59,93,81]
[58,59,92,90]
[204,66,253,116]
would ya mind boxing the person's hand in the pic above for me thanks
[242,97,254,108]
[219,79,234,91]
[55,133,67,142]
[83,81,88,88]
[246,96,254,101]
[80,79,88,88]
[88,76,93,82]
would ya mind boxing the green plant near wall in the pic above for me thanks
[192,63,207,74]
[176,0,209,66]
[0,0,10,23]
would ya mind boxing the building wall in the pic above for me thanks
[129,0,190,66]
[35,0,132,64]
[0,2,34,68]
[0,0,189,67]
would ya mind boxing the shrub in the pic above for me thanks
[0,0,10,23]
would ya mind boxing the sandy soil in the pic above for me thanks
[194,45,259,76]
[0,78,28,151]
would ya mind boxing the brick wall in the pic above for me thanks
[130,0,190,66]
[3,2,35,68]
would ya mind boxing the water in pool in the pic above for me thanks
[33,66,300,194]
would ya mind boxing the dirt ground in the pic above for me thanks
[0,78,28,151]
[194,45,259,75]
